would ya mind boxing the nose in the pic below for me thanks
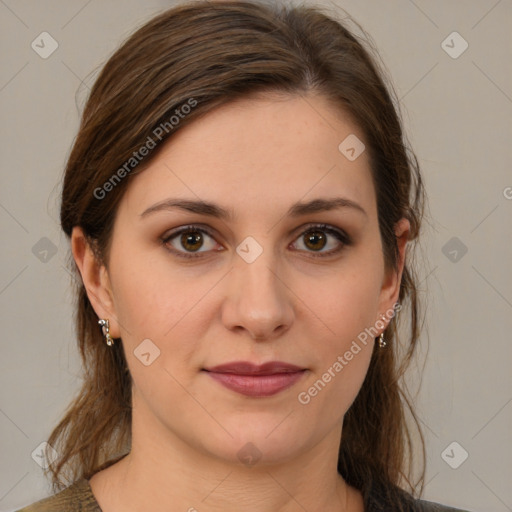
[221,252,294,341]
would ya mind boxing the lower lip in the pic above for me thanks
[204,370,306,397]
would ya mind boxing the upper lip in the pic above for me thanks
[203,361,305,375]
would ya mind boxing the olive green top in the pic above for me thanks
[16,477,471,512]
[16,479,101,511]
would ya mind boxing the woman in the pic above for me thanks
[17,1,471,511]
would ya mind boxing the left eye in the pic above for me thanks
[162,223,349,259]
[290,224,349,257]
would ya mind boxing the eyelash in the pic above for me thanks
[161,223,351,260]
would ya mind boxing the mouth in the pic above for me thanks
[202,361,307,397]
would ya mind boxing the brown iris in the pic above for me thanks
[181,231,203,252]
[304,230,327,251]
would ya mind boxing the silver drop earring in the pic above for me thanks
[98,318,114,347]
[378,314,387,348]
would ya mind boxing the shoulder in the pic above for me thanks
[15,479,101,512]
[364,478,473,512]
[413,497,472,512]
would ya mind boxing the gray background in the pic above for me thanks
[1,1,511,511]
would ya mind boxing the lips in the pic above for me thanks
[204,361,304,375]
[203,361,307,397]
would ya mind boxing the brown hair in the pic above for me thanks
[49,0,426,500]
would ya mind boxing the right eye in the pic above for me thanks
[161,225,223,259]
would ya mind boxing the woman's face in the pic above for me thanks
[77,93,408,466]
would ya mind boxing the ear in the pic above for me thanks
[377,217,410,320]
[71,226,121,338]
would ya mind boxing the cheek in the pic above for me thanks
[293,254,382,410]
[107,246,216,380]
[301,255,383,346]
[295,322,374,431]
[108,243,197,337]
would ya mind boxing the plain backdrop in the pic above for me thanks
[1,1,511,511]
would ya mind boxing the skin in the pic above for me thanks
[72,92,409,512]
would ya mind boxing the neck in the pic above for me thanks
[90,412,362,512]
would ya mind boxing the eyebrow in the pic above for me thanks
[139,196,367,220]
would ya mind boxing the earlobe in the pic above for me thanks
[70,227,121,338]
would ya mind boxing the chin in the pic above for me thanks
[196,420,310,468]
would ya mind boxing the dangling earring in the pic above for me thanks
[98,318,114,346]
[377,314,387,348]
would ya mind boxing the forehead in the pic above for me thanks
[120,93,376,221]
